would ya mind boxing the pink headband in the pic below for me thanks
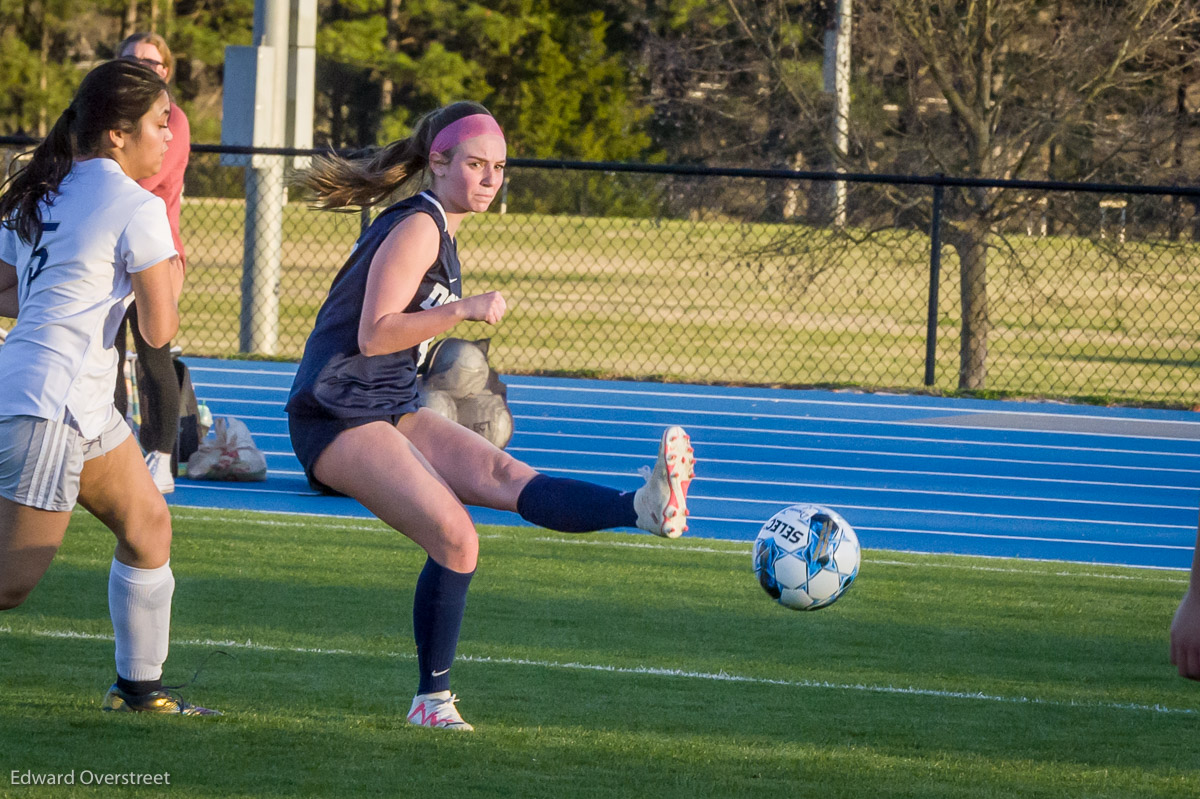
[429,114,505,156]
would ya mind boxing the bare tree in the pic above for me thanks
[380,0,401,111]
[640,0,830,208]
[123,0,137,39]
[878,0,1200,388]
[654,0,1198,389]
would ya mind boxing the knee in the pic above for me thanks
[434,510,479,572]
[118,500,173,564]
[490,452,531,485]
[489,454,538,511]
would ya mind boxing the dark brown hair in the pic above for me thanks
[0,59,167,244]
[295,101,493,211]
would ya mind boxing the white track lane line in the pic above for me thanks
[511,429,1200,476]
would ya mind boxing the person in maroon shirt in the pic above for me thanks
[112,32,191,494]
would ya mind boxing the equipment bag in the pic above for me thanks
[173,357,205,473]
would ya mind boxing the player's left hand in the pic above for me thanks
[1169,589,1200,680]
[461,290,506,326]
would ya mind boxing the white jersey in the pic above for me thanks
[0,158,176,438]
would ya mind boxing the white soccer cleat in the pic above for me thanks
[407,691,474,731]
[634,425,695,539]
[145,450,175,494]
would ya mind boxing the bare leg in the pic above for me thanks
[77,434,175,687]
[312,418,481,571]
[397,408,537,513]
[76,434,171,568]
[0,497,70,609]
[312,418,484,706]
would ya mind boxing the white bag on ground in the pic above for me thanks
[186,417,267,482]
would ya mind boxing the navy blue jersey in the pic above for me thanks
[286,191,461,419]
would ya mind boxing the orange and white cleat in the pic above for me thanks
[634,425,695,539]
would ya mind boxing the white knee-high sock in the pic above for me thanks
[108,558,174,683]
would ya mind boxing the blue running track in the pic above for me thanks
[172,357,1200,570]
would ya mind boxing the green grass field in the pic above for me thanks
[2,506,1199,798]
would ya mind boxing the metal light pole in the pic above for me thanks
[824,0,851,227]
[222,0,314,355]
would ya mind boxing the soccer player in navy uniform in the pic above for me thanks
[0,60,217,715]
[287,101,695,730]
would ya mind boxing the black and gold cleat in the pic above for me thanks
[101,684,222,716]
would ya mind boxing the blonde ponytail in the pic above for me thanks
[296,100,494,211]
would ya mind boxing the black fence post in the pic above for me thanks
[924,179,945,387]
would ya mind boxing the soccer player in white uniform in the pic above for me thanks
[0,59,217,715]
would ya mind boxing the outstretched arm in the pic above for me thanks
[1170,503,1200,680]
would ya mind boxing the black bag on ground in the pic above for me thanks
[173,357,205,473]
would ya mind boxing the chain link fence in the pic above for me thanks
[4,139,1199,406]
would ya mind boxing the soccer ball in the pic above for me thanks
[753,504,860,610]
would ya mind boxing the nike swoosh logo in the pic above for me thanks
[431,668,450,677]
[449,278,459,284]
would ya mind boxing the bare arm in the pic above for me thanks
[1170,503,1200,680]
[131,255,184,348]
[357,214,506,357]
[0,260,18,319]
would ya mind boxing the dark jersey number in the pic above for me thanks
[27,222,61,286]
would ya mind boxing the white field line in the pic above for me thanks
[165,510,1188,581]
[502,534,1192,579]
[1,624,1191,717]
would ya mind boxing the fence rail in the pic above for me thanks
[3,137,1199,406]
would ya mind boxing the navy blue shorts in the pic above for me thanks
[288,412,404,494]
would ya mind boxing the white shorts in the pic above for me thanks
[0,411,131,512]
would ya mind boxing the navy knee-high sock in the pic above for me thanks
[516,474,637,533]
[413,557,475,695]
